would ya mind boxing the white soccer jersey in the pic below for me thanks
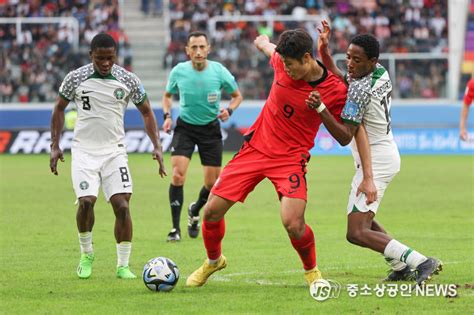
[341,64,400,177]
[59,64,146,154]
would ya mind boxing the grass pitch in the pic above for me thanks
[0,153,473,314]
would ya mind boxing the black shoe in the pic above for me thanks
[166,228,181,242]
[187,202,200,239]
[383,265,416,282]
[415,257,443,285]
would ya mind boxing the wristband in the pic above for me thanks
[227,107,233,116]
[316,102,326,114]
[163,112,171,120]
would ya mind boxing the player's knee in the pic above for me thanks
[171,172,185,185]
[202,198,224,221]
[113,201,130,220]
[346,229,364,246]
[203,205,221,221]
[78,197,95,212]
[283,220,305,239]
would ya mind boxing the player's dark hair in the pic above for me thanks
[350,34,379,59]
[187,31,208,44]
[275,29,313,61]
[90,33,117,51]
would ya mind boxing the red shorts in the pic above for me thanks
[212,143,309,202]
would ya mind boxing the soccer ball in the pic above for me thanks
[142,257,179,292]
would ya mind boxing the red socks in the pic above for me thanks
[202,219,226,260]
[290,224,316,270]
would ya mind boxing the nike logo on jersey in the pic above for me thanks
[123,184,131,188]
[82,90,93,94]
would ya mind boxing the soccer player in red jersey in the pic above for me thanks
[460,77,474,141]
[186,29,347,287]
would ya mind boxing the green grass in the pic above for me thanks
[0,153,473,314]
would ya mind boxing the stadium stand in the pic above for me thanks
[0,0,453,103]
[165,0,448,99]
[460,0,474,99]
[0,0,129,103]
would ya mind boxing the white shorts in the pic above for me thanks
[71,148,133,201]
[346,166,398,215]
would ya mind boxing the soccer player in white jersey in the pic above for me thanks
[306,21,442,286]
[50,33,167,279]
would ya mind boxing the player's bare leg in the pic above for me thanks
[280,197,321,285]
[76,196,96,279]
[347,210,441,285]
[369,219,415,281]
[186,193,234,287]
[188,166,220,238]
[347,211,390,252]
[111,193,136,279]
[167,156,191,241]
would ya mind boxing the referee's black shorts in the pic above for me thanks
[170,117,223,166]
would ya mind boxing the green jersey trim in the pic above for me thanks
[135,93,147,106]
[88,71,118,81]
[342,118,361,126]
[371,67,386,87]
[351,205,360,213]
[59,92,70,101]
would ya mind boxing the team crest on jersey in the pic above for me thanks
[114,88,125,100]
[79,181,89,190]
[343,101,359,117]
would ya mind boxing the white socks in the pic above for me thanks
[117,242,132,267]
[384,239,427,269]
[78,232,93,254]
[384,256,408,271]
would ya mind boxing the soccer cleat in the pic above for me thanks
[166,228,181,242]
[187,202,200,238]
[186,255,227,287]
[304,266,322,286]
[116,266,137,279]
[415,257,443,286]
[383,265,417,282]
[77,253,95,279]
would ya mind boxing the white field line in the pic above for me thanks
[203,261,464,285]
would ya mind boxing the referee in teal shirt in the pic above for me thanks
[162,31,243,242]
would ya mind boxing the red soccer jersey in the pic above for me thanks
[463,79,474,106]
[245,52,347,157]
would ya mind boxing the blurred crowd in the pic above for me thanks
[0,0,450,103]
[164,0,448,99]
[0,0,131,103]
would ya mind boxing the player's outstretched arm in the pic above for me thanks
[162,92,173,134]
[218,89,243,122]
[254,35,276,58]
[306,90,357,146]
[50,96,68,175]
[318,20,345,83]
[138,98,167,177]
[354,124,377,204]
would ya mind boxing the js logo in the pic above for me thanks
[309,279,342,302]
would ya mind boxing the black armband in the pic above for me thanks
[227,107,233,116]
[163,112,171,120]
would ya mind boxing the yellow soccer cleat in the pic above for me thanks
[304,266,322,286]
[186,255,227,287]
